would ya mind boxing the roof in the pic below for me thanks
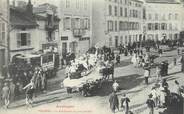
[145,0,180,4]
[131,0,144,3]
[34,14,60,21]
[10,7,38,28]
[33,3,57,14]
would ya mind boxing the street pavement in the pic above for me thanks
[1,48,184,114]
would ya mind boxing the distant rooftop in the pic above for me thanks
[145,0,180,4]
[33,3,57,14]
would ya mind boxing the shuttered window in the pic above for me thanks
[63,17,71,30]
[0,23,2,44]
[17,32,31,47]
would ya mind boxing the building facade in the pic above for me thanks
[57,0,92,57]
[9,2,38,59]
[33,3,60,52]
[9,0,60,60]
[92,0,144,48]
[0,0,9,75]
[145,0,183,41]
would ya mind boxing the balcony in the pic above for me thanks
[73,29,86,37]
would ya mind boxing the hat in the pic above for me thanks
[4,82,8,86]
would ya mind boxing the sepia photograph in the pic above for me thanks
[0,0,184,114]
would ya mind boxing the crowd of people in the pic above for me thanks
[146,79,184,114]
[0,38,183,111]
[0,65,48,108]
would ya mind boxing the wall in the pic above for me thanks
[9,27,39,59]
[145,2,183,40]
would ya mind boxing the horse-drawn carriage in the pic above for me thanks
[63,60,114,97]
[63,66,104,96]
[11,52,59,78]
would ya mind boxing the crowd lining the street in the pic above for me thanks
[1,39,184,113]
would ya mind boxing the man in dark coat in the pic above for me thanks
[109,91,119,113]
[146,94,155,114]
[121,94,130,114]
[116,54,120,65]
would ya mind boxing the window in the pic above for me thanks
[175,24,178,30]
[107,20,113,31]
[84,0,87,10]
[143,8,146,19]
[63,17,71,30]
[17,32,31,47]
[162,14,166,20]
[168,13,172,20]
[155,34,158,40]
[155,14,158,20]
[125,0,127,4]
[80,19,84,29]
[84,18,90,29]
[115,21,118,31]
[148,23,152,30]
[155,23,158,30]
[71,18,80,29]
[161,23,167,30]
[148,14,152,20]
[66,0,70,8]
[109,5,112,15]
[114,6,118,16]
[120,0,122,4]
[120,7,123,16]
[125,36,127,44]
[109,37,112,46]
[175,13,178,20]
[119,21,122,30]
[129,10,132,17]
[0,23,1,43]
[76,0,79,9]
[169,34,172,39]
[125,8,127,17]
[0,23,5,44]
[120,36,123,44]
[169,23,172,30]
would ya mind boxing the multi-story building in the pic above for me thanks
[10,1,38,59]
[0,0,9,75]
[57,0,92,57]
[144,0,183,41]
[92,0,144,48]
[33,3,60,52]
[9,0,60,60]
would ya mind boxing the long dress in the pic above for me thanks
[109,93,119,112]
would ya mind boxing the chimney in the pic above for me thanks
[26,0,33,16]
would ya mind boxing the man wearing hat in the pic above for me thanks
[23,79,35,107]
[146,94,155,114]
[143,62,150,85]
[1,82,10,109]
[109,91,119,113]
